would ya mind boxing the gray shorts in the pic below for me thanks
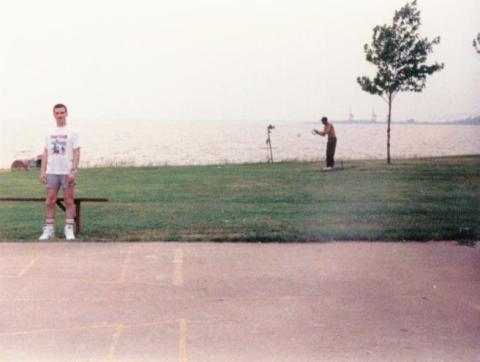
[46,174,76,189]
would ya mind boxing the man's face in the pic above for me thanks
[54,107,68,125]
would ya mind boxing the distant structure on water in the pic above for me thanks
[348,108,354,122]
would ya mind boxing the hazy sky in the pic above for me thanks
[0,0,479,123]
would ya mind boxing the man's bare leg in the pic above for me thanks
[39,187,59,240]
[45,187,59,226]
[63,186,75,220]
[63,186,76,239]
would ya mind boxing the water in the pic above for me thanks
[1,120,479,168]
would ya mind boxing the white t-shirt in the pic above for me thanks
[44,126,80,175]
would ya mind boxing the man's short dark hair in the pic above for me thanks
[53,103,68,113]
[321,116,328,124]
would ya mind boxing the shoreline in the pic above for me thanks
[2,154,479,172]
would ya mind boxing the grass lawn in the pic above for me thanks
[0,156,478,241]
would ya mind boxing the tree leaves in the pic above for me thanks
[357,1,443,97]
[356,0,443,164]
[474,33,480,54]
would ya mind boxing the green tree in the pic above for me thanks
[357,0,444,164]
[474,33,480,54]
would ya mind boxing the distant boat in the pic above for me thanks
[371,108,377,123]
[348,108,354,122]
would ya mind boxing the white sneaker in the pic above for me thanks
[64,225,76,240]
[39,226,54,240]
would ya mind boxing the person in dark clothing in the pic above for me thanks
[312,116,337,170]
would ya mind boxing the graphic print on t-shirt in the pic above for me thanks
[50,135,67,155]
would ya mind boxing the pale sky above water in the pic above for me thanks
[0,0,479,123]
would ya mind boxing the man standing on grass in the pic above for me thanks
[39,104,80,240]
[313,116,337,170]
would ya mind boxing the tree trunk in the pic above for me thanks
[387,93,392,164]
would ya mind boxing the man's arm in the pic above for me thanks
[40,148,48,183]
[72,148,80,172]
[312,129,326,137]
[67,148,81,182]
[320,124,332,137]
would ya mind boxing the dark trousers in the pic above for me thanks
[326,137,337,168]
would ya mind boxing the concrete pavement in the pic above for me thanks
[0,241,479,361]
